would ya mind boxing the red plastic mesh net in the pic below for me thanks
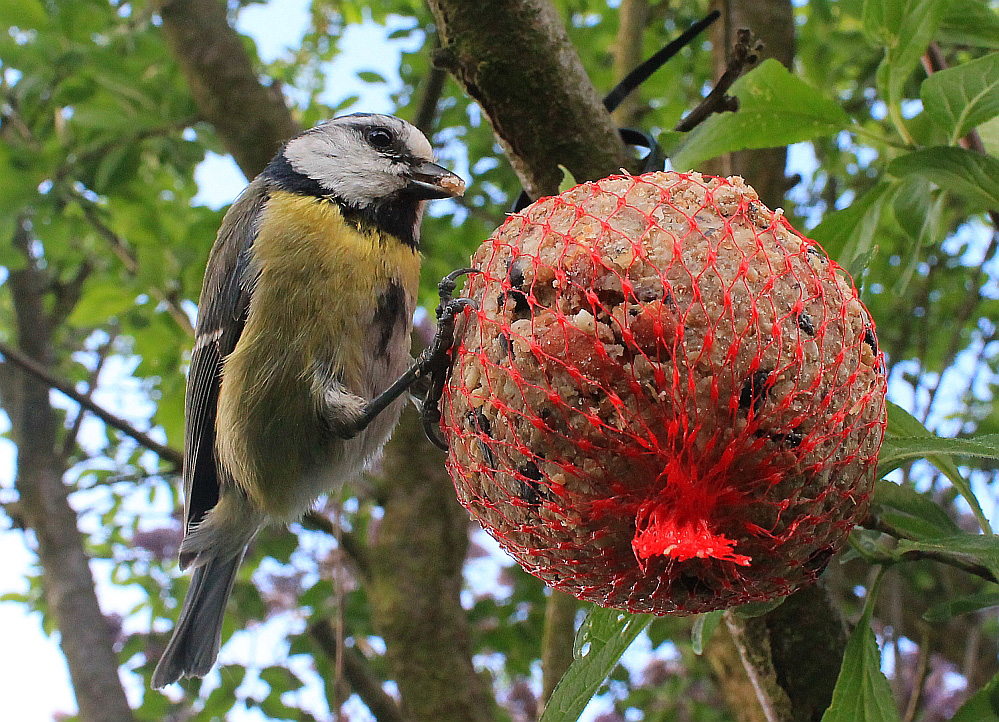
[442,171,887,614]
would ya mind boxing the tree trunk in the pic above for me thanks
[6,222,135,722]
[369,404,493,722]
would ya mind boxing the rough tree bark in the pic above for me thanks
[612,0,650,128]
[157,0,299,178]
[370,404,493,722]
[427,0,629,199]
[5,222,135,722]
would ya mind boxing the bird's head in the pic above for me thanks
[270,113,465,208]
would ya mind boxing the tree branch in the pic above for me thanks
[0,339,182,467]
[540,590,577,707]
[764,584,847,721]
[308,619,407,722]
[719,611,792,722]
[157,0,299,179]
[428,0,629,199]
[611,0,650,127]
[863,514,999,584]
[674,27,762,133]
[370,404,493,722]
[7,223,135,722]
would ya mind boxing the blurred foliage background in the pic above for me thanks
[1,0,999,720]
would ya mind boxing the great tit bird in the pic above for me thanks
[151,114,465,688]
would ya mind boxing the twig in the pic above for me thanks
[300,511,371,580]
[861,515,998,584]
[0,339,182,467]
[674,28,762,133]
[722,611,793,722]
[308,619,406,722]
[72,192,196,337]
[60,331,115,461]
[902,624,932,722]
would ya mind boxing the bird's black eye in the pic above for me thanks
[366,127,393,149]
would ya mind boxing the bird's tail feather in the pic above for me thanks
[151,550,245,688]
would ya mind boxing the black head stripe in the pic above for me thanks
[262,152,327,198]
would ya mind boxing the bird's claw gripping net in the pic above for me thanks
[418,268,480,450]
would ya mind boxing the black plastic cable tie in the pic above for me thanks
[603,10,720,113]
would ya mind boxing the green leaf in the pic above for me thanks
[867,0,947,139]
[891,177,933,243]
[979,116,999,156]
[356,70,386,84]
[939,0,999,49]
[94,144,142,194]
[881,402,966,480]
[889,179,944,293]
[879,433,999,470]
[259,664,304,692]
[923,590,999,622]
[670,59,849,169]
[849,528,901,565]
[890,1,948,103]
[811,182,893,268]
[821,572,899,722]
[879,430,998,532]
[889,146,999,210]
[541,607,652,722]
[897,534,999,567]
[66,281,140,325]
[691,611,723,655]
[861,0,901,47]
[0,0,47,29]
[558,165,578,193]
[880,402,993,555]
[922,53,999,143]
[870,480,962,540]
[950,670,999,721]
[200,665,246,715]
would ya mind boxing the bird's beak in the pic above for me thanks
[405,161,466,200]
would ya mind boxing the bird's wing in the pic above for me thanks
[183,181,267,538]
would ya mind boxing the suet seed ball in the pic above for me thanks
[443,171,886,614]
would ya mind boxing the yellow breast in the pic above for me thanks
[215,190,421,511]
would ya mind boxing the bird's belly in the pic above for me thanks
[217,323,412,521]
[215,196,419,519]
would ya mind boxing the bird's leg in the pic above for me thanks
[339,268,479,442]
[419,268,480,449]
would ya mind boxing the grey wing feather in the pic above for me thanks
[182,180,267,552]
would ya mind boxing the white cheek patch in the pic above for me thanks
[282,115,440,207]
[284,133,406,205]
